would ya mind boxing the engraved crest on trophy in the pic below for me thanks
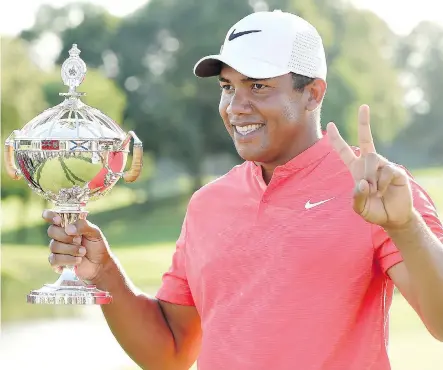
[4,44,143,305]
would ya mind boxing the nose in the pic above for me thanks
[226,91,253,116]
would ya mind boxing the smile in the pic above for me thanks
[234,124,264,136]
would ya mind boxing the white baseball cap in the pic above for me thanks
[193,10,327,80]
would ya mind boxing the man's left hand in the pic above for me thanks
[327,104,414,229]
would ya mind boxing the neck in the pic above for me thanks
[258,126,322,184]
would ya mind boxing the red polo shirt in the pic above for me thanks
[156,134,443,370]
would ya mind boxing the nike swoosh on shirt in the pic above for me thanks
[305,197,335,210]
[228,29,262,41]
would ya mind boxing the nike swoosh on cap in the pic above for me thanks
[228,29,262,41]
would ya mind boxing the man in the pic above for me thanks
[44,10,443,370]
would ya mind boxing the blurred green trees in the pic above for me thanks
[3,0,443,199]
[390,22,443,166]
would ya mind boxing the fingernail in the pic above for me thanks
[75,257,83,264]
[66,224,77,234]
[359,181,366,192]
[73,236,82,245]
[78,247,86,256]
[53,216,62,225]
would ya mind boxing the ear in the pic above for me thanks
[305,79,327,112]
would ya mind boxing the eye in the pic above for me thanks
[252,83,267,91]
[220,84,234,92]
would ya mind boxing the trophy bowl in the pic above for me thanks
[4,44,143,305]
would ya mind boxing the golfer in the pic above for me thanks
[43,10,443,370]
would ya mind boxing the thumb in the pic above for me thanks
[353,179,370,215]
[65,219,103,242]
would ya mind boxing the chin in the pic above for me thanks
[235,146,269,163]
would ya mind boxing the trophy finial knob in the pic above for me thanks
[61,43,87,94]
[68,44,81,57]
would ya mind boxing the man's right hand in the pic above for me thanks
[43,209,202,369]
[42,210,111,283]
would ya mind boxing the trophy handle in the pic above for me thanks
[4,131,22,180]
[122,131,143,183]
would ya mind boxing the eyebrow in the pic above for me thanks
[218,76,272,83]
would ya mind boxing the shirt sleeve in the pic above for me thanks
[373,169,443,277]
[155,212,195,306]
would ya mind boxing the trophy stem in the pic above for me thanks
[57,208,90,286]
[58,208,89,226]
[26,207,112,305]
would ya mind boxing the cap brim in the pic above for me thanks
[193,54,290,79]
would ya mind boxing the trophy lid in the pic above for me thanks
[15,44,126,141]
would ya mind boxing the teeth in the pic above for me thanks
[235,124,263,135]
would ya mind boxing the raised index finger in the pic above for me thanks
[326,122,357,168]
[358,105,376,155]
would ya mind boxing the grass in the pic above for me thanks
[389,295,443,370]
[410,167,443,212]
[2,244,79,321]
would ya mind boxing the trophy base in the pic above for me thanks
[27,267,112,305]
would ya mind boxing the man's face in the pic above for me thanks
[218,65,307,165]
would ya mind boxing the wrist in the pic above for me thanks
[385,209,423,237]
[89,254,120,291]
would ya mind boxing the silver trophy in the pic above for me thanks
[4,44,143,305]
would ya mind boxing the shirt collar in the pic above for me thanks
[250,133,332,177]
